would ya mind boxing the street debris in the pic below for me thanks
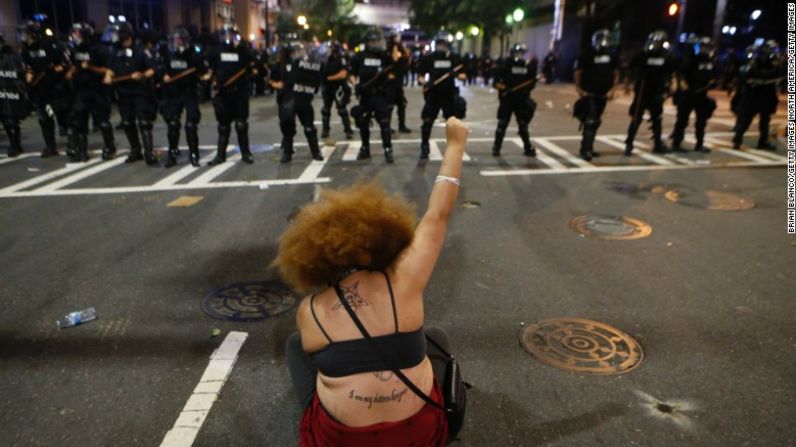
[56,307,97,328]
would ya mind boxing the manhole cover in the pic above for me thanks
[202,281,299,322]
[570,215,652,240]
[664,189,754,211]
[519,318,643,374]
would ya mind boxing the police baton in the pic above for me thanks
[499,78,535,98]
[215,67,248,92]
[163,67,197,84]
[422,64,464,93]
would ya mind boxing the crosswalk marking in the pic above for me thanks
[298,145,336,182]
[701,137,775,163]
[154,164,201,187]
[0,153,37,165]
[507,138,565,169]
[596,137,677,165]
[35,156,128,192]
[342,141,361,161]
[188,150,240,185]
[0,159,102,193]
[533,138,591,168]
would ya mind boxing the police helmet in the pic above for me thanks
[510,43,527,59]
[591,29,611,51]
[219,22,241,47]
[365,29,386,52]
[432,31,452,53]
[169,27,191,53]
[644,30,669,53]
[103,23,134,45]
[69,23,94,47]
[693,36,714,58]
[280,32,304,61]
[757,39,780,63]
[16,20,42,45]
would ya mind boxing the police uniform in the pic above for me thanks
[270,50,324,163]
[320,47,354,139]
[0,39,28,157]
[574,46,619,160]
[110,41,159,164]
[161,45,204,167]
[206,40,256,165]
[386,42,411,133]
[67,35,116,162]
[671,47,716,152]
[350,44,394,162]
[481,55,494,86]
[732,42,783,150]
[625,39,676,154]
[418,45,466,159]
[21,36,71,157]
[492,51,537,156]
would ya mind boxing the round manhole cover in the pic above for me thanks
[202,281,299,322]
[570,215,652,240]
[664,189,754,211]
[520,318,643,374]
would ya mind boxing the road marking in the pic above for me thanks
[507,138,565,169]
[34,156,128,192]
[597,137,677,165]
[702,137,774,163]
[160,331,248,447]
[188,150,241,185]
[298,145,336,182]
[480,160,784,177]
[0,160,101,193]
[533,138,591,167]
[155,164,202,187]
[167,196,204,207]
[342,141,361,161]
[429,140,443,161]
[0,153,37,165]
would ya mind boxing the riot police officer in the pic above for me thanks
[491,43,538,157]
[349,29,395,163]
[108,23,159,165]
[0,32,28,157]
[204,23,256,165]
[269,35,324,163]
[573,29,620,161]
[18,20,71,158]
[625,30,677,155]
[65,23,116,162]
[386,33,412,134]
[542,51,557,83]
[418,31,466,159]
[671,36,717,153]
[320,41,354,140]
[161,28,204,167]
[732,40,783,150]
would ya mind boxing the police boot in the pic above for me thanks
[280,137,294,163]
[357,144,371,160]
[357,119,371,160]
[236,122,254,164]
[398,103,412,133]
[519,124,536,157]
[208,124,231,166]
[40,118,58,158]
[140,122,158,166]
[378,118,393,162]
[491,121,508,156]
[186,122,200,167]
[66,130,79,162]
[5,122,22,158]
[694,128,710,153]
[420,119,433,159]
[624,121,639,156]
[321,108,331,139]
[124,121,144,163]
[757,141,776,151]
[99,122,117,160]
[163,148,179,168]
[164,121,180,167]
[76,133,90,162]
[340,109,355,139]
[651,118,669,154]
[383,146,395,164]
[305,127,324,161]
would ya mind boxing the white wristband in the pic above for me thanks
[435,175,460,186]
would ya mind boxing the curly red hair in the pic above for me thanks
[273,182,417,292]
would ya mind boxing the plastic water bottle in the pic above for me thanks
[56,307,97,328]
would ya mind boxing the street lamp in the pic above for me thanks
[505,14,513,25]
[512,8,524,22]
[297,15,307,26]
[455,31,464,41]
[470,26,480,37]
[750,10,761,20]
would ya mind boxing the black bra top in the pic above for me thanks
[309,271,427,378]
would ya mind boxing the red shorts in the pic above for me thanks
[299,379,448,446]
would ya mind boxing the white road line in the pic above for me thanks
[532,138,591,167]
[188,151,241,185]
[702,137,774,163]
[743,148,789,162]
[597,137,677,166]
[154,164,202,187]
[507,138,565,169]
[0,160,101,193]
[480,160,784,177]
[298,145,336,182]
[0,153,37,165]
[429,140,443,161]
[342,141,361,161]
[160,331,248,447]
[35,157,128,192]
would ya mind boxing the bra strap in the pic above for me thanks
[381,271,399,332]
[309,294,333,343]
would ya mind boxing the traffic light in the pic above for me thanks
[667,2,679,16]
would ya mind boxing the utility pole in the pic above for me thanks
[265,0,270,49]
[676,0,687,43]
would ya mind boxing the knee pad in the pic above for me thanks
[496,119,510,131]
[320,106,331,117]
[137,120,153,131]
[421,118,435,129]
[218,124,232,136]
[167,120,180,131]
[304,126,317,137]
[121,120,136,131]
[185,121,198,132]
[584,118,601,131]
[377,118,391,131]
[235,121,248,133]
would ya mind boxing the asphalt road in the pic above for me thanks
[0,81,793,447]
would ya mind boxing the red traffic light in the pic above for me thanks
[668,2,679,16]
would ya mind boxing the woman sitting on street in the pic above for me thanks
[275,117,469,446]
